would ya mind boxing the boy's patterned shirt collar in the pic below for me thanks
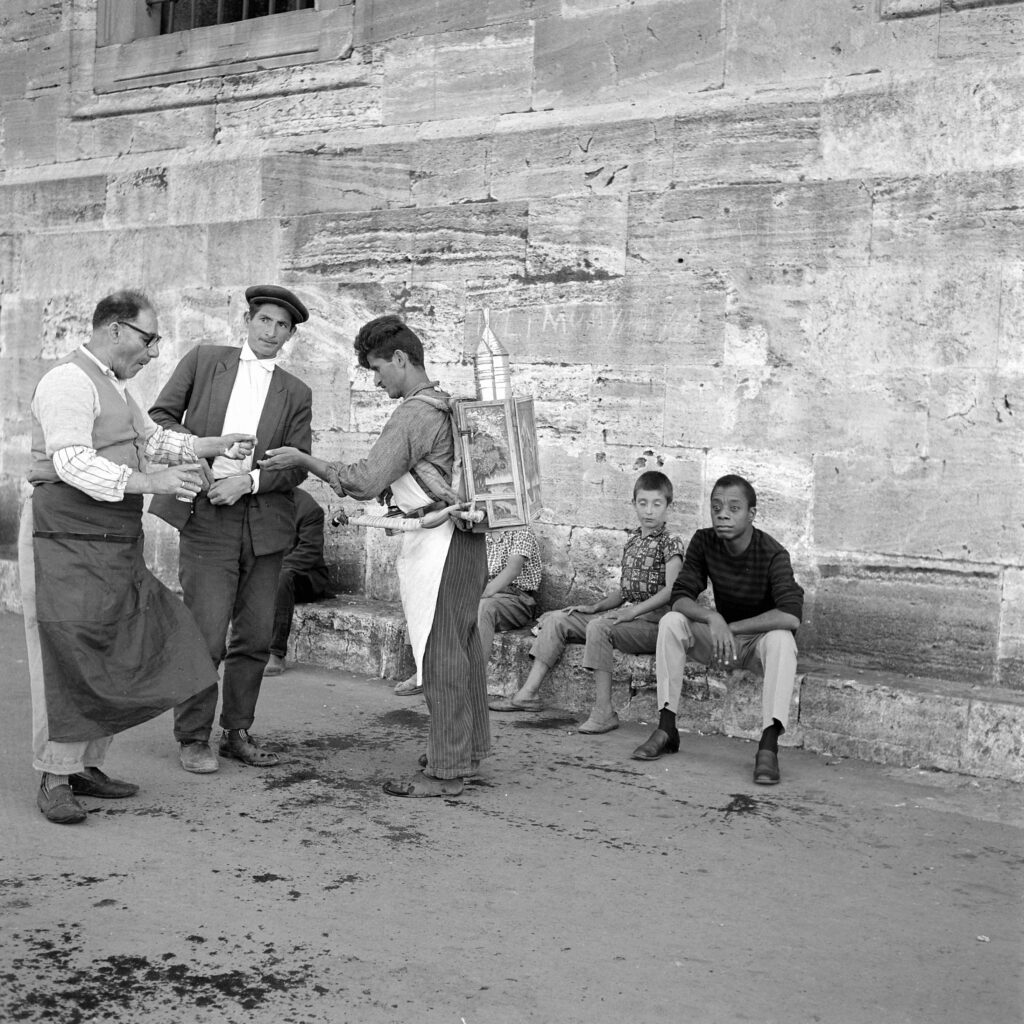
[619,523,685,603]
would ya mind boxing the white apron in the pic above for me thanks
[391,473,454,680]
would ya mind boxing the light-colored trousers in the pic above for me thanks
[655,611,798,730]
[530,606,668,673]
[19,497,112,775]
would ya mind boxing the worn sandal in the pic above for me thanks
[488,695,544,713]
[382,770,464,798]
[219,730,281,767]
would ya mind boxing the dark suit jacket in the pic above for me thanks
[148,345,312,557]
[282,488,330,591]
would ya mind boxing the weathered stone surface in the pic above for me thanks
[2,94,60,167]
[811,564,1001,684]
[382,24,533,125]
[996,567,1024,692]
[813,456,1024,566]
[354,0,544,45]
[822,71,1024,179]
[671,100,821,185]
[0,176,107,231]
[590,368,667,446]
[534,0,724,108]
[997,264,1024,374]
[207,220,280,287]
[961,693,1024,782]
[0,557,22,613]
[291,597,413,679]
[465,271,727,367]
[526,196,627,280]
[25,30,70,94]
[724,0,936,86]
[281,204,528,283]
[488,114,676,201]
[262,152,413,216]
[870,169,1024,262]
[628,180,872,272]
[66,105,217,161]
[0,45,28,99]
[798,668,969,771]
[168,160,261,226]
[0,235,19,294]
[0,2,63,44]
[105,166,170,227]
[937,2,1024,60]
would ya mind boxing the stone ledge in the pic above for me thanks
[293,597,1024,784]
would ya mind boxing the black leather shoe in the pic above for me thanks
[631,727,680,761]
[37,781,87,824]
[754,749,781,784]
[69,767,139,799]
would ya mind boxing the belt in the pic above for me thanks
[387,500,448,520]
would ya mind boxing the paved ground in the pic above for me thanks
[1,610,1022,1024]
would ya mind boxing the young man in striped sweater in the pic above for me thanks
[632,474,804,784]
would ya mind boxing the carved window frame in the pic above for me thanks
[94,0,349,94]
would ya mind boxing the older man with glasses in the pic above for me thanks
[20,289,257,824]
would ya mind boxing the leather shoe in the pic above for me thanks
[179,741,219,774]
[37,781,87,824]
[219,729,281,767]
[631,727,680,761]
[69,767,139,799]
[754,749,781,785]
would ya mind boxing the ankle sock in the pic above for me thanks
[43,773,69,792]
[658,707,678,735]
[758,719,783,753]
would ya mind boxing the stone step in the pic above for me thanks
[292,597,1024,784]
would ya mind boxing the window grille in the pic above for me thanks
[150,0,316,35]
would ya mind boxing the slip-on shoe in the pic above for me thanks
[37,781,87,824]
[69,767,139,799]
[263,654,286,677]
[754,749,781,785]
[631,727,680,761]
[488,695,544,713]
[393,674,423,696]
[179,741,219,774]
[577,711,620,735]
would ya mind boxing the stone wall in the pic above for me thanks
[1,0,1022,689]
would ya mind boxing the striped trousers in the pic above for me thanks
[421,529,490,779]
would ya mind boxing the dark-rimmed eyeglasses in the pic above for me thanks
[116,321,161,347]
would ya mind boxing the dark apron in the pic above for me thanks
[31,481,217,743]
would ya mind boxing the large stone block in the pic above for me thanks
[354,0,542,45]
[0,176,107,231]
[670,98,821,185]
[961,693,1024,783]
[206,220,281,287]
[590,368,666,447]
[382,24,533,125]
[628,180,872,272]
[2,94,60,167]
[526,196,627,280]
[822,70,1024,179]
[997,264,1024,374]
[870,169,1024,263]
[68,105,217,161]
[996,567,1024,692]
[25,30,70,94]
[724,0,936,87]
[407,136,492,206]
[924,368,1024,464]
[798,668,968,769]
[465,271,727,367]
[291,597,413,679]
[533,0,724,109]
[488,114,676,201]
[261,151,413,216]
[0,46,28,99]
[503,363,592,437]
[21,226,210,298]
[168,160,262,226]
[937,2,1024,60]
[105,166,170,228]
[813,455,1024,566]
[281,203,528,283]
[810,563,1001,684]
[0,2,62,44]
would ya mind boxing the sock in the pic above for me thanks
[42,773,69,792]
[758,719,784,753]
[658,707,678,735]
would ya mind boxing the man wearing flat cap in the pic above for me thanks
[149,285,313,773]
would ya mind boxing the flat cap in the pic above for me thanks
[244,284,309,325]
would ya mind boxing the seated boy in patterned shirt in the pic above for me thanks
[631,474,803,785]
[394,527,541,695]
[489,471,685,735]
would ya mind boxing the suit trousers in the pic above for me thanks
[655,611,798,730]
[420,529,489,780]
[174,496,284,742]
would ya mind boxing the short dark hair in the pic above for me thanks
[711,474,756,508]
[633,470,673,503]
[92,290,153,330]
[353,315,425,369]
